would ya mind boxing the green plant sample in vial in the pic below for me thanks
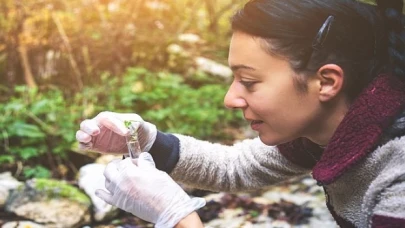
[124,120,142,158]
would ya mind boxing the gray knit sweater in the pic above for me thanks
[170,136,310,192]
[149,74,405,227]
[165,134,405,228]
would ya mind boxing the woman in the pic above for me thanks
[76,0,405,227]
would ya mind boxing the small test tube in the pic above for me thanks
[124,121,142,159]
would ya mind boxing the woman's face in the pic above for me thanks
[225,31,324,145]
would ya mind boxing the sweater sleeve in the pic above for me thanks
[167,134,311,192]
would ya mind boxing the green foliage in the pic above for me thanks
[23,165,51,179]
[0,155,14,164]
[0,67,244,180]
[112,68,244,139]
[0,86,82,165]
[0,0,243,182]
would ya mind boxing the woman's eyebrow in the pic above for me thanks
[230,64,256,72]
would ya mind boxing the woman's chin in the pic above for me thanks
[259,134,290,146]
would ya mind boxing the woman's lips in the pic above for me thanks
[250,120,263,131]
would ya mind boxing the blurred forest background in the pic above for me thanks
[0,0,390,181]
[0,0,248,181]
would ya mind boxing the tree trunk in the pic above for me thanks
[18,45,37,88]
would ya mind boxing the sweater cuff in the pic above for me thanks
[149,131,180,173]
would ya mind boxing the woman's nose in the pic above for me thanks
[224,83,247,109]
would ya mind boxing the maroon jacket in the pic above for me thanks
[279,74,405,227]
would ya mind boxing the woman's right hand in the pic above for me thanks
[96,153,206,228]
[75,111,157,154]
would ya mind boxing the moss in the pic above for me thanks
[33,178,91,205]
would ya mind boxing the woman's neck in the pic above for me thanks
[306,98,349,146]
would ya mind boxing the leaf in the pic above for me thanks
[249,210,260,218]
[0,155,15,164]
[47,112,57,122]
[18,147,41,160]
[31,99,50,114]
[5,102,25,112]
[23,166,51,179]
[9,122,45,138]
[14,86,28,93]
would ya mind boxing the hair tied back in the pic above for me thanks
[376,0,405,79]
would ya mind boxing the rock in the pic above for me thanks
[78,163,119,222]
[195,57,232,80]
[5,178,91,228]
[178,33,201,44]
[0,172,22,209]
[2,221,45,228]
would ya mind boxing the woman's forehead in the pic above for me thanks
[228,32,288,72]
[229,33,267,65]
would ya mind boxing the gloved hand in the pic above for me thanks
[75,112,157,154]
[96,152,206,228]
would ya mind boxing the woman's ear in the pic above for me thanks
[317,64,344,102]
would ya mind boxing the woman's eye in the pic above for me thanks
[240,81,256,88]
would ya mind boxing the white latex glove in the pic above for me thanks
[96,152,206,228]
[76,112,157,154]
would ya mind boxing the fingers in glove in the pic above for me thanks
[138,152,156,169]
[95,189,114,205]
[105,178,115,193]
[103,159,121,182]
[79,142,93,151]
[76,130,92,143]
[95,112,129,136]
[80,119,100,136]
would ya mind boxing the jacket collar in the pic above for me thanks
[313,74,405,184]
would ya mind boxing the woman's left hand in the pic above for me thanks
[96,152,206,228]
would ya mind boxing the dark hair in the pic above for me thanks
[231,0,405,101]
